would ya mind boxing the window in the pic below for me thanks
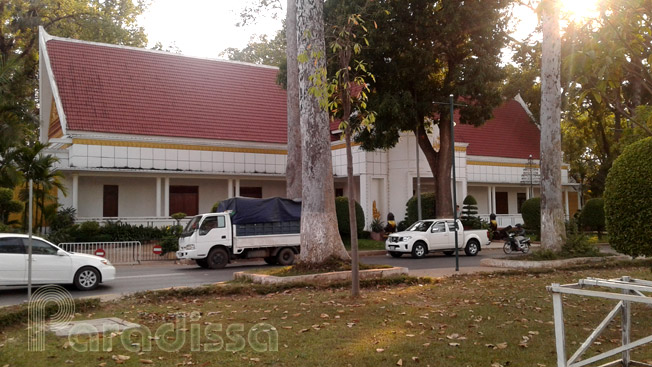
[240,187,262,198]
[0,238,25,254]
[446,221,459,231]
[517,193,527,214]
[26,239,58,255]
[199,216,218,236]
[170,186,199,216]
[103,185,119,217]
[431,222,447,233]
[217,216,226,228]
[335,188,344,197]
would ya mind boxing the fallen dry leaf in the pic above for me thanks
[396,359,403,366]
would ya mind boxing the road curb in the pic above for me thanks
[234,266,409,285]
[480,255,631,269]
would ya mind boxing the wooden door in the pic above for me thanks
[495,192,509,214]
[169,186,199,216]
[103,185,119,217]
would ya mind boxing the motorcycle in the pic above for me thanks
[503,227,531,254]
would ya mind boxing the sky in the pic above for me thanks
[138,0,599,61]
[138,0,285,59]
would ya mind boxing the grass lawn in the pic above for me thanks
[342,237,386,251]
[2,265,652,366]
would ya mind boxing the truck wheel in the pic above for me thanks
[443,250,454,256]
[196,258,209,268]
[207,247,229,269]
[263,257,278,265]
[389,251,403,258]
[411,242,427,259]
[276,248,295,266]
[464,240,480,256]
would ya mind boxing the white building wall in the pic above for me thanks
[69,143,287,175]
[77,176,157,217]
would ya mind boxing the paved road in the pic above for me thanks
[0,246,505,307]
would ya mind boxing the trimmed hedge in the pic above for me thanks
[406,193,436,226]
[335,196,365,238]
[579,198,605,236]
[604,137,652,257]
[521,197,541,233]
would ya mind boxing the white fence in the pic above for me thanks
[75,217,192,228]
[478,214,524,227]
[59,241,142,265]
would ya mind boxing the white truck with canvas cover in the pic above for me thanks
[176,197,301,269]
[385,219,490,258]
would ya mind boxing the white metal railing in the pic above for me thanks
[478,214,524,227]
[59,241,142,265]
[75,217,192,228]
[548,276,652,367]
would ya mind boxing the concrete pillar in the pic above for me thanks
[228,179,234,198]
[156,177,161,217]
[235,179,240,197]
[487,186,492,214]
[72,174,79,212]
[164,177,170,216]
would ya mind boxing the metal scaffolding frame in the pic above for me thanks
[548,276,652,367]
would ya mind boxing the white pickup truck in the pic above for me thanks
[176,197,301,269]
[385,219,490,258]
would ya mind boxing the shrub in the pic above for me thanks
[562,218,599,257]
[334,196,365,237]
[405,192,436,226]
[579,198,605,238]
[0,187,23,224]
[520,197,541,234]
[604,137,652,257]
[461,195,478,219]
[211,201,221,212]
[461,195,481,228]
[370,218,384,233]
[160,225,182,254]
[49,207,76,232]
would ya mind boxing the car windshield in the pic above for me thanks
[183,216,202,233]
[405,220,434,232]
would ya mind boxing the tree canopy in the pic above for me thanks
[356,0,511,218]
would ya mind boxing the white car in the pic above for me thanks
[386,219,491,258]
[0,234,115,290]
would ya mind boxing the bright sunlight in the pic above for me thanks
[560,0,601,21]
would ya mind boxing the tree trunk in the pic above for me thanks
[285,0,302,200]
[436,115,454,219]
[540,0,566,251]
[296,0,349,263]
[415,123,440,218]
[346,126,359,297]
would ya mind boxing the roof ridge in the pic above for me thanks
[42,28,280,71]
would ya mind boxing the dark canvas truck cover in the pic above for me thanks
[215,197,301,236]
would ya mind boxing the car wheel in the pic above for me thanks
[389,251,403,258]
[411,242,427,259]
[196,258,209,268]
[74,267,100,291]
[276,248,295,266]
[207,247,229,269]
[263,256,278,265]
[443,250,454,256]
[464,240,480,256]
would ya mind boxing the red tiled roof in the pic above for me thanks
[455,100,540,159]
[46,38,288,144]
